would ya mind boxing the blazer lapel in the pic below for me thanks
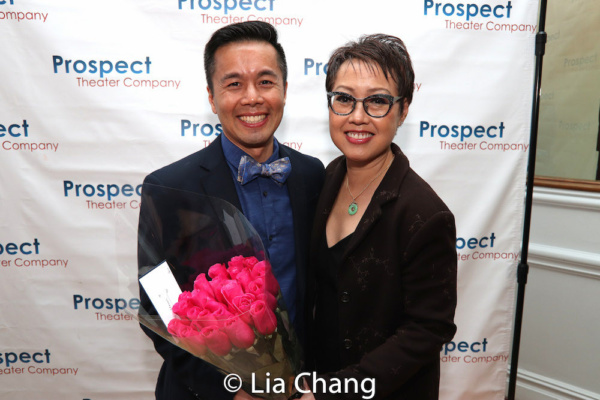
[198,135,243,212]
[310,158,345,256]
[280,146,311,289]
[343,146,409,259]
[316,146,409,261]
[280,146,308,239]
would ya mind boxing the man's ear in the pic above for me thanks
[207,86,217,114]
[283,81,288,105]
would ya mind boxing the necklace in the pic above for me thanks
[346,155,395,216]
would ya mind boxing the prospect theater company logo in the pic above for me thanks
[73,294,140,322]
[419,120,530,153]
[177,0,304,27]
[52,55,181,89]
[1,120,60,153]
[0,349,79,377]
[0,237,69,269]
[180,119,304,151]
[62,180,143,210]
[441,337,509,365]
[455,232,520,263]
[0,0,49,23]
[424,0,537,33]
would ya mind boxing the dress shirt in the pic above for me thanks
[220,133,298,323]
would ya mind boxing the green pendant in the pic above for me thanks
[348,202,358,215]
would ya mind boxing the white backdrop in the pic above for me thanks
[0,1,539,399]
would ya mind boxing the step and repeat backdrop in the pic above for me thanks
[1,1,539,399]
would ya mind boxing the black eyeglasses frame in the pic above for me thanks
[327,91,403,118]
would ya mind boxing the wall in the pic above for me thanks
[516,187,600,400]
[535,1,600,180]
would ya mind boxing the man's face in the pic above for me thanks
[208,41,287,162]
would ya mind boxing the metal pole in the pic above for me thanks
[507,1,548,399]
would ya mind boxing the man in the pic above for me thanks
[137,21,325,400]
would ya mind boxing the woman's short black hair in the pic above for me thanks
[326,34,415,108]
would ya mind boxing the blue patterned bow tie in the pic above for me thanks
[237,155,292,185]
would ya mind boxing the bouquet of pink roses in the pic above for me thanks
[167,256,292,381]
[117,183,301,399]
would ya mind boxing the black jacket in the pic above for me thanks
[306,144,457,399]
[138,135,325,400]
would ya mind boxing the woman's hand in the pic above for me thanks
[299,391,315,400]
[298,377,316,400]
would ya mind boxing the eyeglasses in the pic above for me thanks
[327,91,402,118]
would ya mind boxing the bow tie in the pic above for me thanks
[237,155,292,185]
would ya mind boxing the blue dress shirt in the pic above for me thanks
[220,134,298,323]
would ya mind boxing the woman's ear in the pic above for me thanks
[398,99,409,127]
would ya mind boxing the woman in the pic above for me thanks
[303,34,458,399]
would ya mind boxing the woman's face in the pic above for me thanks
[328,60,408,166]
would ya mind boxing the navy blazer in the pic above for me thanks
[138,135,325,400]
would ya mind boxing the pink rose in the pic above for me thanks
[229,293,256,325]
[243,256,259,269]
[251,261,280,295]
[201,325,232,356]
[223,316,256,349]
[191,289,213,309]
[221,280,244,308]
[178,324,200,337]
[205,300,227,314]
[178,291,194,303]
[172,297,193,319]
[193,274,215,300]
[250,300,278,336]
[191,310,218,328]
[211,307,234,326]
[246,278,265,298]
[167,318,190,337]
[256,292,278,311]
[208,263,229,280]
[227,255,246,278]
[209,279,228,304]
[184,336,208,356]
[234,268,253,292]
[178,325,207,356]
[186,306,205,321]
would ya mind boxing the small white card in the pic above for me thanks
[139,261,182,326]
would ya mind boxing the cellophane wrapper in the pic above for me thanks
[116,183,302,399]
